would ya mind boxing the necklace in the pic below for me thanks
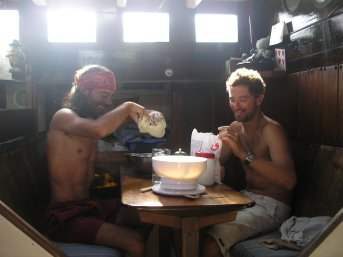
[243,114,263,153]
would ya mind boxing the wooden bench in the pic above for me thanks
[0,135,121,257]
[223,142,343,257]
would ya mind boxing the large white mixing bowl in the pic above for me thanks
[152,155,207,190]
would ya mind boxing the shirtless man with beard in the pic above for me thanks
[45,64,165,257]
[201,68,296,257]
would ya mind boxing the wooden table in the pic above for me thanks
[120,171,255,257]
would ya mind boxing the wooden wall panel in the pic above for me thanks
[297,70,310,141]
[321,66,338,145]
[169,85,216,153]
[286,73,299,141]
[169,89,184,152]
[288,65,342,146]
[261,79,283,125]
[0,109,36,143]
[309,67,323,143]
[338,64,343,146]
[262,76,298,141]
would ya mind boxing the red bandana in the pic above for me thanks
[76,71,116,92]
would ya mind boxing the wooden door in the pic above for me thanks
[169,85,215,153]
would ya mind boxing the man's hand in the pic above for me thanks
[126,102,146,123]
[146,110,165,126]
[218,126,246,160]
[136,110,166,138]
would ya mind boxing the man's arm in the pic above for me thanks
[248,123,296,191]
[50,102,147,139]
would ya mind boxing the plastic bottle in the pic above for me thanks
[195,152,215,186]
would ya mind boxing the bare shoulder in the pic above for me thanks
[52,108,76,119]
[50,108,78,130]
[262,116,292,158]
[262,116,287,138]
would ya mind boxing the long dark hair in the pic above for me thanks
[62,65,111,117]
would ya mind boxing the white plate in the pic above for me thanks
[160,177,198,190]
[152,184,206,196]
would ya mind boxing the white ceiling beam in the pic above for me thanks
[186,0,202,9]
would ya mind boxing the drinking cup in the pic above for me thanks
[152,148,171,185]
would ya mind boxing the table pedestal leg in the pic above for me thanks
[181,217,199,257]
[159,226,171,257]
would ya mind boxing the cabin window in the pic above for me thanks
[47,9,96,43]
[0,10,19,51]
[195,14,238,43]
[122,12,169,43]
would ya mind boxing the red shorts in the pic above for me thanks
[45,197,120,244]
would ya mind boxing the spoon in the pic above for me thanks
[184,194,227,199]
[140,186,153,193]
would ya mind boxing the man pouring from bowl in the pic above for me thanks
[45,64,166,257]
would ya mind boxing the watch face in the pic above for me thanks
[245,152,256,165]
[247,153,254,161]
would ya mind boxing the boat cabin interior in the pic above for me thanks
[0,0,342,256]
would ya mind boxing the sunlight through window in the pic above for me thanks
[122,12,169,43]
[195,14,238,43]
[0,10,19,78]
[47,9,96,43]
[0,10,19,48]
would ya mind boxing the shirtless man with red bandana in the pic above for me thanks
[45,65,164,257]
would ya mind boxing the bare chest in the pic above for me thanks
[49,131,98,162]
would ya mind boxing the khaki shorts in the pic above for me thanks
[206,190,291,257]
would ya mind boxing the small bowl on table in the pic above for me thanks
[125,153,153,177]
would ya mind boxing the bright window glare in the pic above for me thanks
[0,10,19,48]
[47,9,96,42]
[123,12,169,42]
[195,14,238,43]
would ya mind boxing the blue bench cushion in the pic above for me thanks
[53,242,121,257]
[230,231,300,257]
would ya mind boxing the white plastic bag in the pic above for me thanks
[190,129,222,184]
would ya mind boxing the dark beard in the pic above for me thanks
[63,88,106,119]
[72,97,98,119]
[235,108,257,123]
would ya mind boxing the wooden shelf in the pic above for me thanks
[259,70,286,78]
[227,69,286,79]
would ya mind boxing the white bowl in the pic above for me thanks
[152,155,207,190]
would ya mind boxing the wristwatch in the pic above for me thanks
[244,151,256,165]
